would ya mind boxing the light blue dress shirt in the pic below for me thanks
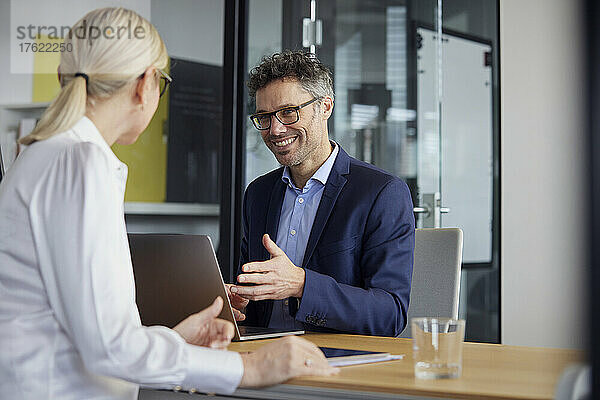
[268,142,340,329]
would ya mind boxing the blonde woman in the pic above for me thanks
[0,8,336,400]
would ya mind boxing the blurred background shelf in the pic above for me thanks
[1,102,50,111]
[124,202,219,216]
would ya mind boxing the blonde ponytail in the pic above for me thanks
[20,7,168,145]
[20,76,87,145]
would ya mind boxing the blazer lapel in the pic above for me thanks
[257,171,286,327]
[264,173,287,260]
[301,147,350,267]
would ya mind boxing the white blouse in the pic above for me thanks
[0,117,243,399]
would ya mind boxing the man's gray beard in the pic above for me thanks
[274,145,309,167]
[279,155,302,167]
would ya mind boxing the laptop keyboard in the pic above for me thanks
[238,326,273,334]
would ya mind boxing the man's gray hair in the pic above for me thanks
[247,51,334,100]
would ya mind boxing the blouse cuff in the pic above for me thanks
[180,346,244,395]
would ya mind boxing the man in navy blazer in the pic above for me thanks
[228,51,415,337]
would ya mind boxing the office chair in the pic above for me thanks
[399,228,463,338]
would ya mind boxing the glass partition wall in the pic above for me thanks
[242,0,499,342]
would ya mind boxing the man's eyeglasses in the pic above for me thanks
[138,68,172,98]
[249,97,322,130]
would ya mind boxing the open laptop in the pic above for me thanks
[128,234,304,341]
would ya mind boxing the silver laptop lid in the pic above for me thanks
[128,234,241,339]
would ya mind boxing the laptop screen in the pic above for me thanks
[128,234,234,328]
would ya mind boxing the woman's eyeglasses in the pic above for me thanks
[138,68,172,98]
[249,97,321,130]
[157,69,172,98]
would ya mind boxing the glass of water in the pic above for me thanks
[411,318,466,379]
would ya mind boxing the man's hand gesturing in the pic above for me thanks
[231,234,305,301]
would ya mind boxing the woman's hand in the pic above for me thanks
[239,336,339,387]
[173,297,234,349]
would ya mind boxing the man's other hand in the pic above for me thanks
[225,283,249,321]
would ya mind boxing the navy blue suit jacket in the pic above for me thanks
[238,146,415,337]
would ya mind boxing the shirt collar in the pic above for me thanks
[281,141,340,190]
[70,116,127,171]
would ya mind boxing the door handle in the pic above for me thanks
[415,193,449,228]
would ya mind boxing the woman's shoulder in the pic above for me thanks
[8,135,115,196]
[23,132,108,165]
[1,133,110,203]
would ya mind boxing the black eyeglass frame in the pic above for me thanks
[138,68,172,98]
[249,96,322,130]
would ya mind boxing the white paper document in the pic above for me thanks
[328,353,404,367]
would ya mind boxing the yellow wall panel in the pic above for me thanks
[32,35,61,102]
[112,95,168,202]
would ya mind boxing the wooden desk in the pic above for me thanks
[226,333,584,400]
